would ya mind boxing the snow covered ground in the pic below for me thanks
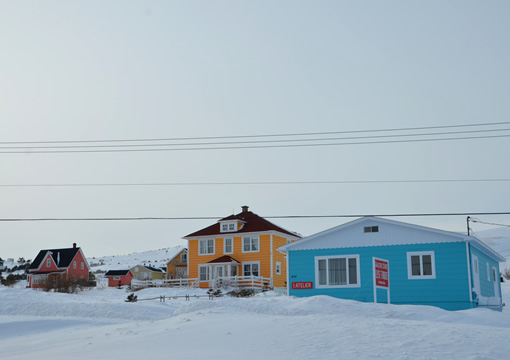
[1,229,510,359]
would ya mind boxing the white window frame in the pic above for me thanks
[275,261,282,275]
[199,265,210,281]
[224,238,233,254]
[113,276,120,280]
[407,251,436,279]
[242,261,260,277]
[81,262,84,270]
[315,255,360,289]
[487,263,491,281]
[199,239,215,255]
[242,236,259,253]
[181,253,187,262]
[73,261,77,269]
[46,258,51,267]
[220,222,237,233]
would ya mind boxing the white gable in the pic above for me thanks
[280,217,505,262]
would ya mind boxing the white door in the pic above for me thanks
[493,267,500,302]
[471,255,480,299]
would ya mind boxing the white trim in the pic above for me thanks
[466,242,473,302]
[407,251,436,279]
[270,235,274,279]
[184,230,301,242]
[242,261,260,277]
[276,261,282,275]
[198,238,215,256]
[286,253,290,296]
[223,237,233,255]
[314,255,361,289]
[198,264,210,281]
[487,262,491,282]
[242,236,260,253]
[472,254,480,297]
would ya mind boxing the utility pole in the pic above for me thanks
[467,216,471,236]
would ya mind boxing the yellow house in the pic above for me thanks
[129,265,166,281]
[166,248,188,279]
[183,206,301,289]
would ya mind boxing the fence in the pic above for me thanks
[131,275,273,290]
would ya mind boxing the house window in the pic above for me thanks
[181,253,187,262]
[315,255,360,288]
[224,238,233,254]
[243,236,259,252]
[276,261,282,275]
[221,222,237,233]
[493,268,497,282]
[46,258,51,267]
[407,251,435,279]
[113,276,120,280]
[199,265,210,281]
[199,239,215,255]
[364,226,379,233]
[81,262,84,270]
[73,261,76,269]
[243,262,259,277]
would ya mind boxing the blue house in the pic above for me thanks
[279,217,505,311]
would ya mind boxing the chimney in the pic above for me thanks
[241,205,249,213]
[73,243,77,248]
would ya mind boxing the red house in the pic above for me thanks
[104,270,133,287]
[27,243,90,288]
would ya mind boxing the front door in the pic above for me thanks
[471,255,480,300]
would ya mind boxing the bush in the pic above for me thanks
[44,278,88,293]
[502,268,510,281]
[227,288,256,298]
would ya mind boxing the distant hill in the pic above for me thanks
[475,227,510,269]
[88,246,185,273]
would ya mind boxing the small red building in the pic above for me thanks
[28,243,90,288]
[104,270,133,287]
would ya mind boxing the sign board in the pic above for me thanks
[373,257,390,304]
[292,282,313,290]
[374,259,389,288]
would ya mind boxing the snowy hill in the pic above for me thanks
[88,246,185,273]
[475,227,510,269]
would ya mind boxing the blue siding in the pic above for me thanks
[469,245,502,308]
[288,242,475,310]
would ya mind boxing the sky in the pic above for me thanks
[1,0,509,259]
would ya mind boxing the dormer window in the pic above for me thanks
[220,221,238,233]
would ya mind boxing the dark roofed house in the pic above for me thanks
[104,270,133,287]
[28,243,90,288]
[183,206,301,290]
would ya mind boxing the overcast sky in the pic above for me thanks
[1,1,509,259]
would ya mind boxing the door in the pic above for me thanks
[471,255,480,299]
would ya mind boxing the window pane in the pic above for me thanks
[411,256,421,276]
[207,239,214,253]
[348,258,357,284]
[243,237,250,251]
[318,260,327,285]
[251,238,258,251]
[422,255,432,275]
[229,223,235,230]
[244,264,251,276]
[252,264,259,276]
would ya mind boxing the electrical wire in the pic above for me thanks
[1,121,509,145]
[470,218,510,228]
[1,179,510,188]
[1,134,509,154]
[1,212,509,222]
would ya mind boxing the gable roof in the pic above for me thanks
[183,209,301,239]
[206,255,240,264]
[105,270,132,276]
[279,217,505,262]
[29,247,83,270]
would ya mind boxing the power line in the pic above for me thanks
[1,121,509,145]
[1,134,509,154]
[1,212,509,222]
[1,178,510,188]
[1,128,510,150]
[470,218,510,228]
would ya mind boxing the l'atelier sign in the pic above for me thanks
[292,281,313,289]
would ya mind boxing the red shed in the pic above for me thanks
[104,270,133,287]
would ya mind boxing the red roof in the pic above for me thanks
[184,210,301,238]
[206,255,240,264]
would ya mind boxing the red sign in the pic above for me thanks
[374,259,389,287]
[292,282,313,289]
